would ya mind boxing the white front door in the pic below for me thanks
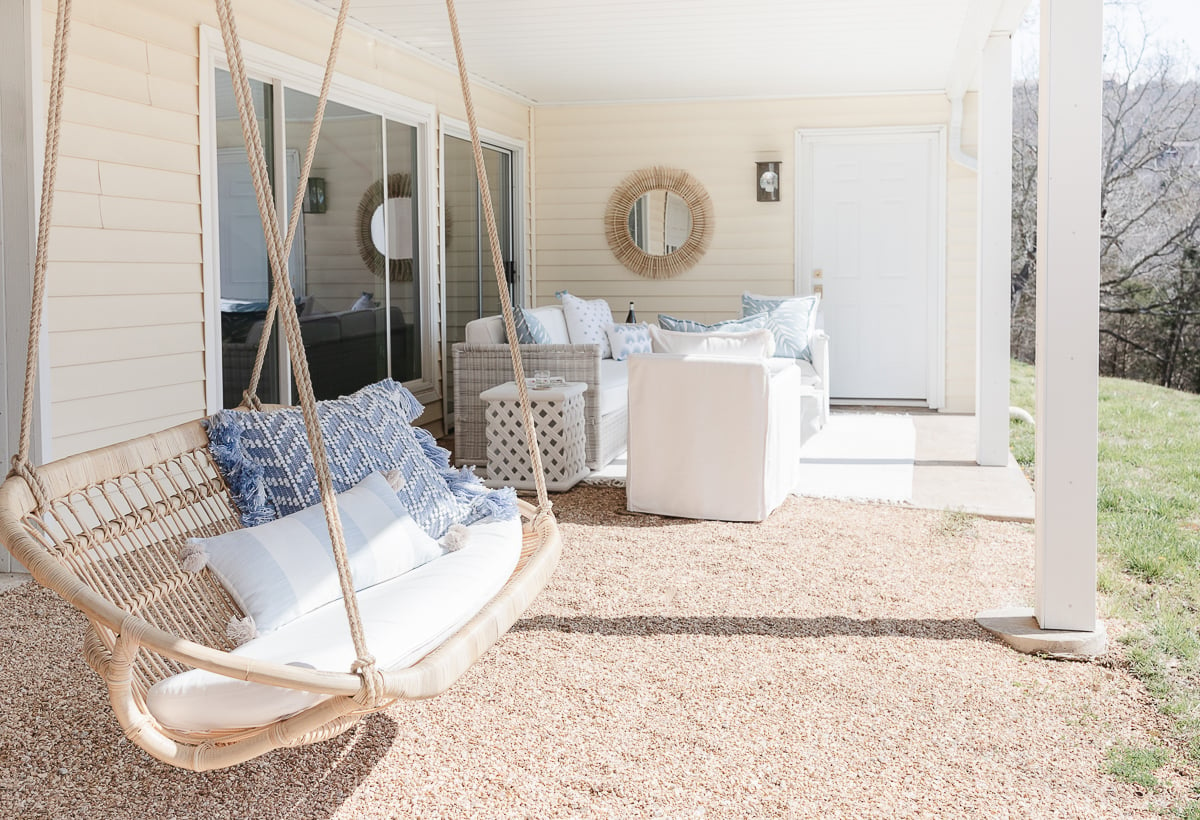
[799,130,942,403]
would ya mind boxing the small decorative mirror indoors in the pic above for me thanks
[604,166,713,279]
[356,172,414,281]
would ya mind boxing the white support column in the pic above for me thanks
[976,33,1014,467]
[1034,0,1103,632]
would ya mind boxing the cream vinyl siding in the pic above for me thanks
[41,0,528,457]
[533,94,979,412]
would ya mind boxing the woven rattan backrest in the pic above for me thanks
[7,419,243,692]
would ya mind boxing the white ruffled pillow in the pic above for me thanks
[559,292,614,358]
[647,326,777,359]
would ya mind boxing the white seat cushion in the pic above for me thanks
[527,306,570,344]
[463,306,571,345]
[146,517,522,732]
[598,359,628,417]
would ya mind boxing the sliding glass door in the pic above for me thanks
[212,68,424,407]
[443,134,515,420]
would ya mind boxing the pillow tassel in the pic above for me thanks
[178,538,209,573]
[440,524,471,552]
[226,615,258,646]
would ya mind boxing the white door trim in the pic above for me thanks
[1,0,50,468]
[199,26,440,411]
[795,125,947,409]
[438,117,528,425]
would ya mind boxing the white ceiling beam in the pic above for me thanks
[945,0,1032,98]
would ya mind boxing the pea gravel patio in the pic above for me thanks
[0,487,1188,818]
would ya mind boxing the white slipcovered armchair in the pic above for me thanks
[626,353,805,522]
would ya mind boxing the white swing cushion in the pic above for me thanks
[147,516,522,732]
[201,472,443,634]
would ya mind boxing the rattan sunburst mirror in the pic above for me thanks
[356,172,414,282]
[603,166,714,279]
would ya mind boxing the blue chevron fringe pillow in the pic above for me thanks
[741,292,821,362]
[206,380,462,538]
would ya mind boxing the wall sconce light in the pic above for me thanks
[756,161,781,202]
[303,177,327,214]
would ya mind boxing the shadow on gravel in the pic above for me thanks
[513,614,990,641]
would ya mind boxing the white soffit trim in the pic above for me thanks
[304,0,985,105]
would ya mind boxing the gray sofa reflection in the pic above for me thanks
[221,305,415,404]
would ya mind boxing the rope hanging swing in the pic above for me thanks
[0,0,560,771]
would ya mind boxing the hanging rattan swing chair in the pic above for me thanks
[0,0,560,771]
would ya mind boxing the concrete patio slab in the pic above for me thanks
[910,413,1035,522]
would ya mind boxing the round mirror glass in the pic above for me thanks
[369,196,414,259]
[626,189,692,256]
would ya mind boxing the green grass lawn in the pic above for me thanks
[1009,360,1200,782]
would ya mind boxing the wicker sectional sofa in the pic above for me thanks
[453,305,628,470]
[452,303,830,474]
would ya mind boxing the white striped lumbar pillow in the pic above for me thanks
[186,471,442,635]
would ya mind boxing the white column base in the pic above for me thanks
[977,606,1107,659]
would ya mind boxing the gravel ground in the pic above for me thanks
[0,487,1188,818]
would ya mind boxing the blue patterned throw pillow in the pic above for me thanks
[741,292,821,362]
[206,380,461,538]
[510,306,552,345]
[657,313,769,334]
[605,323,653,361]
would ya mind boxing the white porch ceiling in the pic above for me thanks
[310,0,1028,104]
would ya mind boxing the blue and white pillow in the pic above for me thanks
[657,312,769,334]
[742,292,820,362]
[511,306,552,345]
[192,472,443,634]
[206,380,460,538]
[605,323,653,361]
[558,291,614,358]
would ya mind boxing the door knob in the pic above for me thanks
[813,284,824,297]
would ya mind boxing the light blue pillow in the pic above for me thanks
[193,472,444,634]
[605,323,653,361]
[657,313,769,334]
[741,293,820,362]
[206,380,461,538]
[510,306,552,345]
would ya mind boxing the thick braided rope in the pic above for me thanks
[241,0,352,407]
[444,0,551,518]
[10,0,72,505]
[214,0,380,700]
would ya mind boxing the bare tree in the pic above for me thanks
[1012,1,1200,389]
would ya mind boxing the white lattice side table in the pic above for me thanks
[479,380,589,492]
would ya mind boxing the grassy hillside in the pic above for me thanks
[1009,361,1200,771]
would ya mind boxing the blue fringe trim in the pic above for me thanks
[443,464,484,496]
[460,485,519,526]
[413,427,452,470]
[204,413,276,528]
[376,378,424,423]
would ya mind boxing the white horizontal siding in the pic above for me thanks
[40,0,529,458]
[533,93,979,409]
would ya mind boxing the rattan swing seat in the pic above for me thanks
[0,0,561,771]
[0,418,560,770]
